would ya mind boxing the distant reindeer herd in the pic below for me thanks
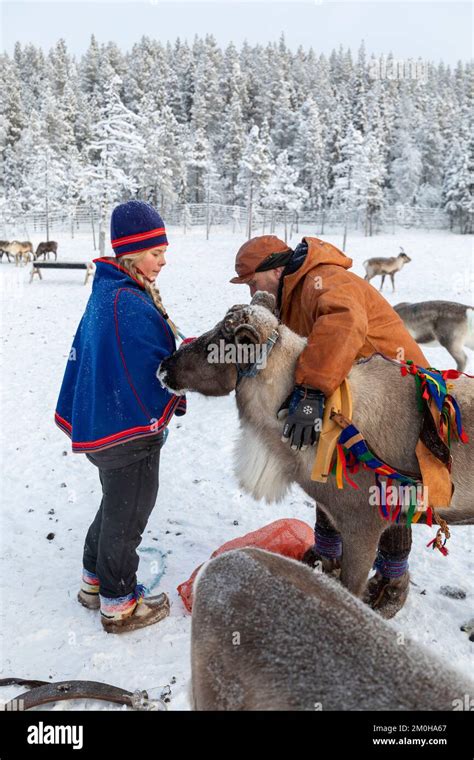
[0,240,58,265]
[0,236,470,369]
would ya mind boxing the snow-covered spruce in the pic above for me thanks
[1,38,472,237]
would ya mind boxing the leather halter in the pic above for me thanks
[235,328,280,385]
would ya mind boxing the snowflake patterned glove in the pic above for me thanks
[277,385,325,451]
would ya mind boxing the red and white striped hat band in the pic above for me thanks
[112,227,168,257]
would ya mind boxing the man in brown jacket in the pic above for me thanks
[230,234,428,617]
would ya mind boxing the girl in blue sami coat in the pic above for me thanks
[55,200,186,633]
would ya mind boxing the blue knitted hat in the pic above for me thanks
[110,200,168,257]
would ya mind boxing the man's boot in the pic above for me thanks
[363,525,412,619]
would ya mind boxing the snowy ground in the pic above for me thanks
[1,226,473,711]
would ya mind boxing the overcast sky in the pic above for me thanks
[1,1,472,65]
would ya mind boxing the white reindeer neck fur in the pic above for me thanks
[233,320,308,503]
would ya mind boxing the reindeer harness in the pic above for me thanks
[311,356,470,555]
[235,328,280,384]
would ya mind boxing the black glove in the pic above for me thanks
[277,385,325,451]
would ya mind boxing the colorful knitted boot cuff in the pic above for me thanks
[81,568,100,596]
[100,583,147,621]
[374,551,409,579]
[314,523,343,559]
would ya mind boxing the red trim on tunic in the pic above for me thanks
[55,411,72,430]
[54,396,178,451]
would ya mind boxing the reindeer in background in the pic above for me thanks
[395,300,474,372]
[6,241,34,266]
[34,241,58,261]
[0,241,12,262]
[363,247,412,291]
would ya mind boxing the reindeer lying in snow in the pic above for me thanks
[191,547,474,710]
[159,292,474,603]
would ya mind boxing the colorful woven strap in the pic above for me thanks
[333,422,427,528]
[337,423,418,485]
[324,354,467,556]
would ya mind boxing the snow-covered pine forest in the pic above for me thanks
[0,34,472,244]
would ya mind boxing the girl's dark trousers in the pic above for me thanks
[82,433,165,599]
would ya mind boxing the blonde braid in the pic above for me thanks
[105,254,180,338]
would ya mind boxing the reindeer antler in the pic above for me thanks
[250,291,276,312]
[223,305,251,335]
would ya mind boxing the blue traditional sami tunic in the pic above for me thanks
[55,258,186,452]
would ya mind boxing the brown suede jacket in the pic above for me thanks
[279,237,428,396]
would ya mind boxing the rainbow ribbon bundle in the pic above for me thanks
[401,360,469,453]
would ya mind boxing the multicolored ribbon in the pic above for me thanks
[331,428,441,558]
[401,360,469,444]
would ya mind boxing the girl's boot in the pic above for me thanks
[100,585,170,634]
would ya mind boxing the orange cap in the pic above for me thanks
[230,235,291,284]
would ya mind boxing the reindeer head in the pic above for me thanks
[399,247,412,264]
[157,291,279,397]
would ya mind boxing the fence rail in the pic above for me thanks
[1,203,452,242]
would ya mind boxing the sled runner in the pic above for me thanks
[0,677,167,711]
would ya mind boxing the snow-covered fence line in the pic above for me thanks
[1,204,452,243]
